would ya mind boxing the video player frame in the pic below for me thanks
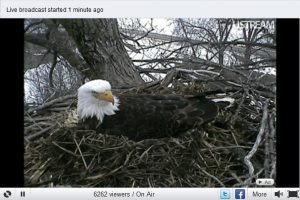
[24,18,276,187]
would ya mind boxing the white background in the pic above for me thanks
[1,0,300,18]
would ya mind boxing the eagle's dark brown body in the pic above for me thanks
[79,94,218,141]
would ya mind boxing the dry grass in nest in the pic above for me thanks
[24,114,265,187]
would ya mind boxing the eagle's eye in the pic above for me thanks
[91,91,97,95]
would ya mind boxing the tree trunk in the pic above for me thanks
[59,19,143,88]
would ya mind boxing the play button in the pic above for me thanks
[256,178,274,186]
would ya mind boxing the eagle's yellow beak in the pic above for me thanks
[97,90,114,105]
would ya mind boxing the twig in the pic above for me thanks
[230,91,246,125]
[27,94,76,114]
[26,125,55,141]
[269,113,276,178]
[235,168,264,187]
[176,68,220,76]
[198,166,225,187]
[74,138,88,170]
[52,141,78,157]
[200,145,252,152]
[264,113,271,178]
[244,100,269,185]
[161,69,178,87]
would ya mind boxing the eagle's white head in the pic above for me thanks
[77,79,119,122]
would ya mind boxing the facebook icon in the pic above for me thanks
[235,189,245,199]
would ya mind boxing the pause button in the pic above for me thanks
[20,191,25,197]
[16,189,29,199]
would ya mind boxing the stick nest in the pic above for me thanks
[24,84,276,187]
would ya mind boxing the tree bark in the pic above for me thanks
[59,19,143,88]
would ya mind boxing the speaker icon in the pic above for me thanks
[274,190,283,198]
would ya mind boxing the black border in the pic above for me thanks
[0,18,299,188]
[276,19,299,187]
[0,19,24,187]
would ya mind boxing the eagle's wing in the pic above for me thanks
[88,94,218,140]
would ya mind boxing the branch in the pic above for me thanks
[49,51,57,89]
[244,99,269,184]
[121,28,276,49]
[24,20,43,33]
[25,33,88,74]
[27,94,76,114]
[25,125,55,141]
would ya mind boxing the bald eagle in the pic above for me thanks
[77,79,219,141]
